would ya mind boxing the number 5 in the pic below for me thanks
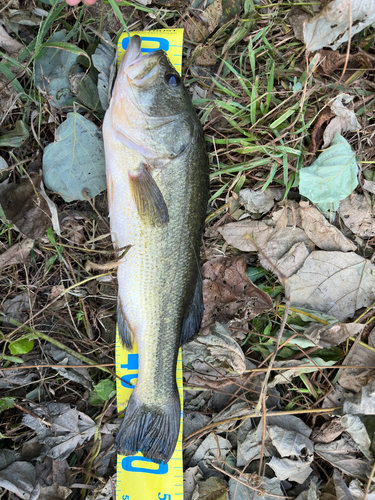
[158,494,171,500]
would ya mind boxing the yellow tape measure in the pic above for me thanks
[115,28,184,500]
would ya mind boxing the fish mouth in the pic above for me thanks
[120,35,164,88]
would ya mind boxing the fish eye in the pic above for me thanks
[165,73,181,86]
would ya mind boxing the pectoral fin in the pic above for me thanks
[129,163,169,227]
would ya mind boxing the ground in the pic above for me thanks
[0,1,375,499]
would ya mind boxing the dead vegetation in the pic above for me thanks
[0,0,375,499]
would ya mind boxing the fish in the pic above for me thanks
[103,35,209,463]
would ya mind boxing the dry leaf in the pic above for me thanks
[190,432,231,467]
[289,251,375,321]
[0,239,34,271]
[184,466,203,500]
[323,94,360,148]
[192,477,228,500]
[362,179,375,195]
[316,50,373,76]
[220,202,356,280]
[338,329,375,393]
[341,414,373,460]
[339,193,375,238]
[268,358,336,388]
[271,241,310,278]
[308,108,335,156]
[2,293,30,324]
[22,402,98,460]
[303,0,375,52]
[196,45,217,66]
[0,174,52,238]
[268,423,313,483]
[343,379,375,415]
[183,322,246,376]
[300,202,356,251]
[184,0,222,43]
[228,475,283,500]
[0,23,23,53]
[0,461,36,500]
[311,418,344,444]
[260,230,315,277]
[288,7,312,42]
[201,256,272,328]
[239,187,284,218]
[218,217,281,252]
[315,435,372,480]
[303,322,364,348]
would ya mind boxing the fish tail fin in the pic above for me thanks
[115,390,180,463]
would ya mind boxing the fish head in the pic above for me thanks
[112,35,192,120]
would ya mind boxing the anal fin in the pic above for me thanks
[118,296,134,351]
[180,273,204,345]
[129,163,169,227]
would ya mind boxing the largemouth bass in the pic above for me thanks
[103,35,209,463]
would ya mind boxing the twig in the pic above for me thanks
[0,363,114,371]
[210,463,292,499]
[184,406,342,444]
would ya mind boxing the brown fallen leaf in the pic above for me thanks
[303,322,364,348]
[219,201,358,280]
[322,94,360,148]
[338,329,375,393]
[184,0,222,43]
[308,108,335,155]
[201,256,272,329]
[289,251,375,322]
[311,418,344,444]
[0,239,34,271]
[288,7,312,42]
[316,50,372,76]
[299,202,356,251]
[196,45,217,66]
[193,477,228,500]
[0,173,51,239]
[362,179,375,195]
[0,23,23,53]
[302,0,375,52]
[339,193,375,238]
[183,322,246,382]
[2,293,31,324]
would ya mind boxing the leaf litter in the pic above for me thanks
[1,0,375,499]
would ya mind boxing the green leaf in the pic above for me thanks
[246,267,267,283]
[0,397,16,412]
[0,121,29,148]
[314,346,343,362]
[43,111,106,201]
[35,31,80,109]
[0,62,25,94]
[75,73,103,112]
[360,416,375,458]
[42,42,90,69]
[2,355,24,363]
[92,33,115,111]
[9,336,34,355]
[299,133,358,212]
[89,379,116,406]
